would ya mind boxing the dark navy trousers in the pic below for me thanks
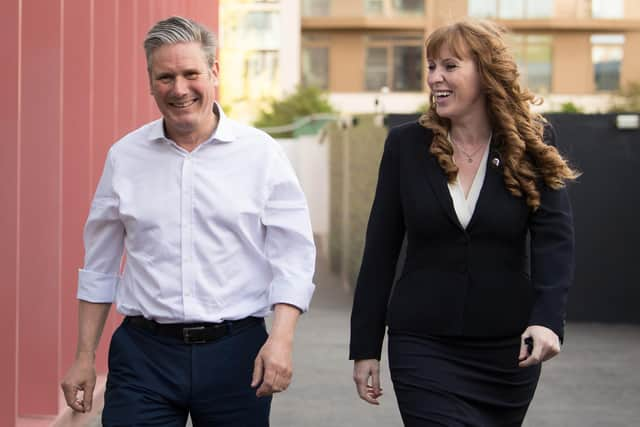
[102,318,271,427]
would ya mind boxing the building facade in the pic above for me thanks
[301,0,640,113]
[219,0,301,122]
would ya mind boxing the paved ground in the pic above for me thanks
[96,252,640,426]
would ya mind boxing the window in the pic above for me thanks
[364,35,423,91]
[302,47,329,89]
[509,34,553,93]
[243,11,280,49]
[365,0,425,16]
[225,10,280,50]
[365,47,389,90]
[365,0,384,15]
[591,34,624,91]
[592,0,624,19]
[302,0,330,16]
[393,46,423,91]
[244,50,279,97]
[393,0,424,15]
[469,0,553,19]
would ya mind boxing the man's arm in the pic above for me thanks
[61,300,111,412]
[251,303,300,397]
[252,141,316,397]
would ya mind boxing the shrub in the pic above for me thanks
[254,85,335,138]
[558,102,584,113]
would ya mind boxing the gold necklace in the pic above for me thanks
[450,133,492,163]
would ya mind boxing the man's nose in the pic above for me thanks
[172,76,189,96]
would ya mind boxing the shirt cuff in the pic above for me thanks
[269,278,316,313]
[77,269,119,303]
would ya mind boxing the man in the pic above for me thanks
[61,16,315,426]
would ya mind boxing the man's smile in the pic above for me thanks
[169,98,198,108]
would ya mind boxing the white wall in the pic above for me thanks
[329,91,618,114]
[277,135,329,244]
[280,0,301,94]
[329,92,427,114]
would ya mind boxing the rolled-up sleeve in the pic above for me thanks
[77,149,124,303]
[262,145,316,313]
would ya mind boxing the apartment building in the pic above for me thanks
[301,0,640,113]
[219,0,301,121]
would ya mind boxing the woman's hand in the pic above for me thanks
[353,359,384,405]
[518,325,561,367]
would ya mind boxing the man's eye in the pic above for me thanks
[158,76,172,83]
[186,73,199,80]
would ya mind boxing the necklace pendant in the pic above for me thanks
[467,157,473,163]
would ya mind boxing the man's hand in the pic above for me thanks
[251,335,294,397]
[61,352,97,413]
[353,359,383,405]
[518,325,561,367]
[251,303,300,397]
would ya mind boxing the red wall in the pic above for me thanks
[0,1,219,425]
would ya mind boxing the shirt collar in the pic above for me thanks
[146,102,235,145]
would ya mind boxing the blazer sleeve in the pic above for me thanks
[349,128,406,360]
[527,123,575,342]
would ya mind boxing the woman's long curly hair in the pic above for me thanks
[419,20,579,210]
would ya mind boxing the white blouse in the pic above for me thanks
[447,142,490,229]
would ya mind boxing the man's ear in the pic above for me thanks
[210,61,220,86]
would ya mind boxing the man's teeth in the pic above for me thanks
[172,100,195,107]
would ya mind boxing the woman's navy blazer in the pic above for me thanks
[349,121,575,360]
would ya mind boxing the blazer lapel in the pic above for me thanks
[424,153,463,230]
[467,146,502,230]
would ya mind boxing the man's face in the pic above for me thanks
[149,42,219,140]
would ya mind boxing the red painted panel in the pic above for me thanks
[0,0,20,424]
[60,0,93,377]
[91,0,118,375]
[136,0,155,125]
[18,0,62,416]
[166,0,182,19]
[159,0,169,19]
[117,0,136,136]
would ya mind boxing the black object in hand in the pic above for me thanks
[524,337,534,355]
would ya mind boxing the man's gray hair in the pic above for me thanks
[144,16,217,72]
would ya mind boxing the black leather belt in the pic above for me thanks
[125,316,264,344]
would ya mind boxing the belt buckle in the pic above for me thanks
[183,326,206,344]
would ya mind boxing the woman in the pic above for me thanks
[350,20,578,426]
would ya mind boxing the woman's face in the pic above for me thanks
[427,44,486,122]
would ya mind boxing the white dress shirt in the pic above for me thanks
[448,142,490,229]
[77,104,316,323]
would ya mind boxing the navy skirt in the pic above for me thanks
[388,333,541,427]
